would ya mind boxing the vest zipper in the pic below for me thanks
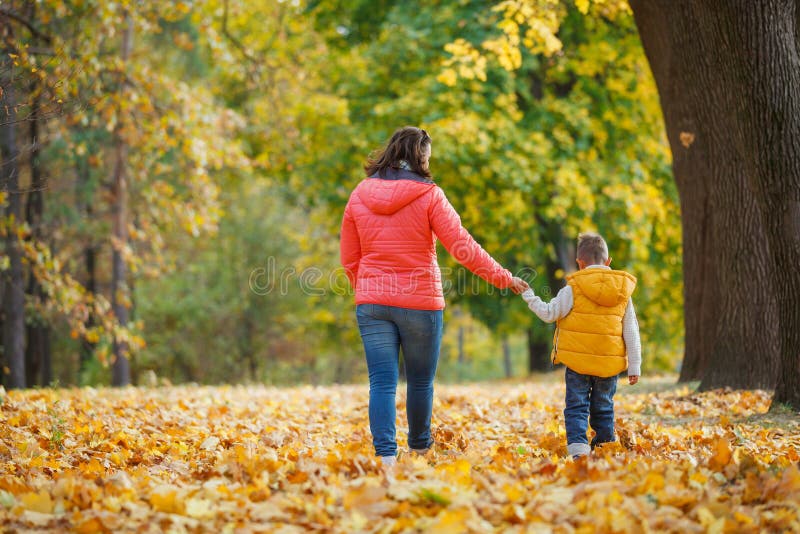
[552,325,559,364]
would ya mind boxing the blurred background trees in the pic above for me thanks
[1,0,682,387]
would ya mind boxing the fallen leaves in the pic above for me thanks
[0,380,798,532]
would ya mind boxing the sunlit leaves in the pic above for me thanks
[439,39,489,86]
[434,0,683,362]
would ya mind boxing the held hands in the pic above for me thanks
[509,277,530,295]
[628,375,639,385]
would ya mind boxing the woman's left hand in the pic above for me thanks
[510,277,530,294]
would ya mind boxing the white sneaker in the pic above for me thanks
[380,456,397,482]
[567,443,591,459]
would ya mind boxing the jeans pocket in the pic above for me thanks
[404,308,438,330]
[594,376,618,395]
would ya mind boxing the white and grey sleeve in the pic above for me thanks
[520,286,574,324]
[623,299,642,376]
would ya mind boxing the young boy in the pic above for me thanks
[521,232,641,458]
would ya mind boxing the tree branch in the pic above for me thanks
[0,7,52,44]
[221,0,260,64]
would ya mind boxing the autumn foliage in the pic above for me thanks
[0,379,798,532]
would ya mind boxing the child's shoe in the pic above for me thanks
[379,456,397,484]
[567,443,591,459]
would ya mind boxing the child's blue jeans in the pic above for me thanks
[564,367,618,456]
[356,304,443,458]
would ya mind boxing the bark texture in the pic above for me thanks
[630,0,781,390]
[711,0,800,409]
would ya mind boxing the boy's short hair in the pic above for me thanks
[577,232,609,265]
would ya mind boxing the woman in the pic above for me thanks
[340,126,527,468]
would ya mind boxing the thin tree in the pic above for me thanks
[1,28,26,389]
[110,13,134,387]
[24,91,51,387]
[502,336,512,378]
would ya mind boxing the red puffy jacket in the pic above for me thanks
[340,172,513,310]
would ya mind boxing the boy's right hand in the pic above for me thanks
[628,375,639,385]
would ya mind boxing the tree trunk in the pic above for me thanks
[110,14,134,387]
[453,307,465,365]
[526,217,569,374]
[81,230,97,373]
[1,43,26,390]
[692,0,800,409]
[527,327,551,373]
[74,155,97,375]
[502,336,512,378]
[238,306,256,382]
[24,94,51,387]
[629,0,780,391]
[457,325,465,365]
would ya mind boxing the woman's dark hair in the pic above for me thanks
[364,126,432,179]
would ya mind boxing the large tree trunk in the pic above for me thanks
[696,0,800,409]
[110,14,134,387]
[630,0,780,391]
[1,44,26,390]
[25,94,51,387]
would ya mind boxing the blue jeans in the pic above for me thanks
[564,367,618,453]
[356,304,443,457]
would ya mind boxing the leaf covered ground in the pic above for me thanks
[0,377,798,533]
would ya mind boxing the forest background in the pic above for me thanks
[1,0,683,388]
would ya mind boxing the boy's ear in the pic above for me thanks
[604,257,612,266]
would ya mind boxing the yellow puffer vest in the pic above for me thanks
[552,268,636,377]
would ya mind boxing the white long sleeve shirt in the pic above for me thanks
[521,265,642,376]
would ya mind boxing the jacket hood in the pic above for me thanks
[568,268,636,307]
[356,172,436,215]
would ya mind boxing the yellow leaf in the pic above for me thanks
[185,498,215,519]
[20,490,53,514]
[430,508,471,534]
[503,483,524,503]
[437,68,458,87]
[343,483,386,510]
[709,438,732,470]
[75,517,108,533]
[149,486,184,514]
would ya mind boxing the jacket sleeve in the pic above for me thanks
[428,187,513,289]
[623,299,642,376]
[521,286,573,323]
[340,202,361,288]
